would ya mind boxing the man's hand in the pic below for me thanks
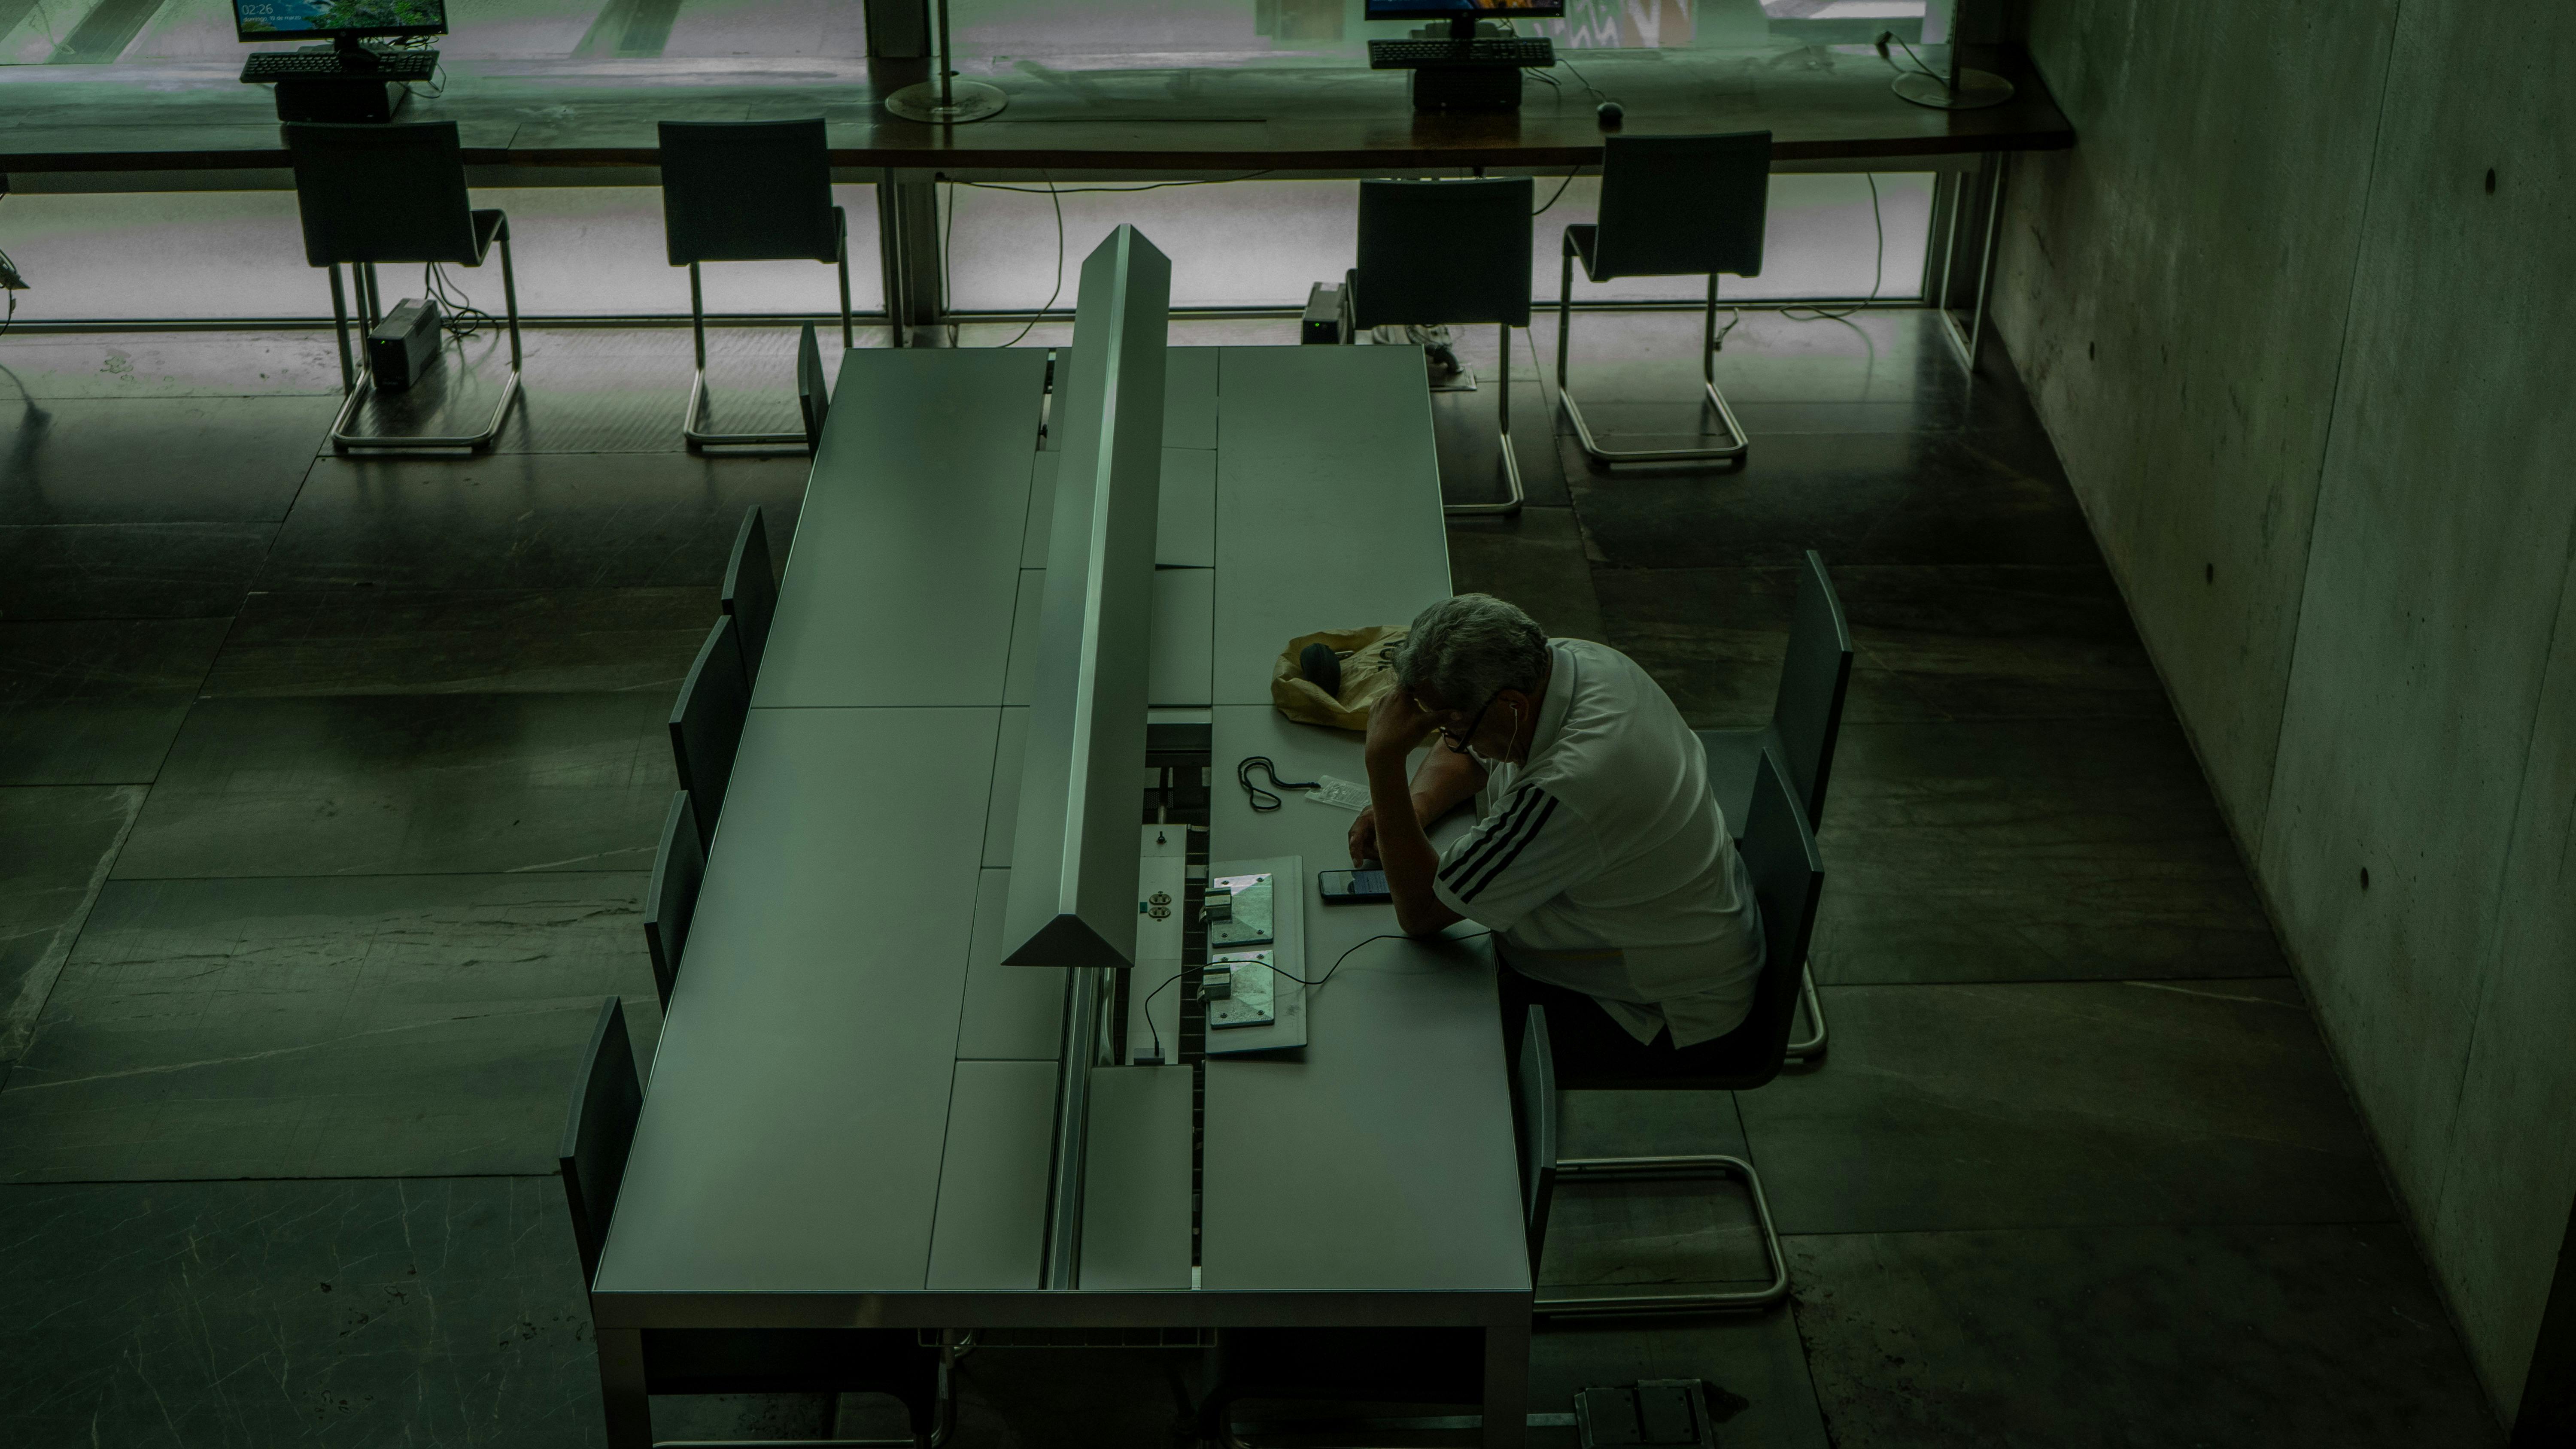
[1355,689,1484,870]
[1365,685,1427,767]
[1364,688,1464,937]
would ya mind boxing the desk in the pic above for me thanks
[589,341,1532,1447]
[0,43,2066,179]
[0,41,2062,365]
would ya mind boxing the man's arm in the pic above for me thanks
[1363,688,1465,937]
[1347,734,1485,866]
[1408,743,1485,823]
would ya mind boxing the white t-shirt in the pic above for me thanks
[1431,639,1765,1048]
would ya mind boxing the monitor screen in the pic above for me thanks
[1364,0,1564,21]
[236,0,446,41]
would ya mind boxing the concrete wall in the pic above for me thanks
[1990,0,2576,1425]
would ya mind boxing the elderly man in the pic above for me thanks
[1349,593,1765,1072]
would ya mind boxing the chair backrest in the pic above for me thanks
[1515,1004,1559,1273]
[558,996,643,1287]
[721,505,778,688]
[669,615,750,857]
[657,118,840,265]
[284,122,481,267]
[1729,750,1827,1088]
[643,790,703,1008]
[797,322,830,453]
[1772,549,1853,826]
[1589,130,1773,282]
[1351,178,1534,330]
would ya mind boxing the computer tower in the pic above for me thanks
[367,298,444,391]
[1410,65,1522,112]
[273,78,408,123]
[1300,284,1349,345]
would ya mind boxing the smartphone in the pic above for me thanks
[1318,868,1391,904]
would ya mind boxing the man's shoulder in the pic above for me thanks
[1557,638,1660,700]
[1539,642,1697,800]
[1553,640,1686,747]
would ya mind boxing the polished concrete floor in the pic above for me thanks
[0,312,2505,1446]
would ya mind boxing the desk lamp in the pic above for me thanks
[883,0,1005,124]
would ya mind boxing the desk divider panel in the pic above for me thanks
[1001,223,1172,970]
[1024,442,1220,570]
[995,224,1173,1294]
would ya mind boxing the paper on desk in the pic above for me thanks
[1305,774,1370,813]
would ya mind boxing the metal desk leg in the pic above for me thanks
[1481,1318,1529,1449]
[326,264,356,395]
[878,169,945,347]
[838,206,857,351]
[1936,152,2008,376]
[596,1327,652,1449]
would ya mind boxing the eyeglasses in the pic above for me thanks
[1437,693,1499,755]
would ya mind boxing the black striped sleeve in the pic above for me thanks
[1460,793,1558,903]
[1436,785,1564,906]
[1439,786,1543,888]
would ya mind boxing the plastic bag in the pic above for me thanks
[1270,625,1410,732]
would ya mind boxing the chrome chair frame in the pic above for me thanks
[1535,1152,1790,1315]
[1555,256,1749,468]
[324,224,523,454]
[1343,267,1524,518]
[682,208,854,453]
[1344,176,1531,517]
[1789,966,1829,1061]
[1452,317,1526,518]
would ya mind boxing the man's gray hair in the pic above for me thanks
[1395,594,1550,709]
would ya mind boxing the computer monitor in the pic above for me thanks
[1366,0,1563,37]
[235,0,447,45]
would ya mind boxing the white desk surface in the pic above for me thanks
[1214,346,1454,706]
[597,705,995,1294]
[754,349,1048,710]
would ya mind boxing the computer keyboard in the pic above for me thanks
[240,49,438,82]
[1367,37,1556,69]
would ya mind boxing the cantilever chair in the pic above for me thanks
[1699,549,1850,1062]
[1347,177,1534,516]
[720,505,778,688]
[1525,749,1822,1316]
[658,119,853,452]
[559,999,951,1446]
[1556,130,1772,468]
[797,321,832,454]
[642,792,702,1008]
[284,121,523,452]
[668,614,750,858]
